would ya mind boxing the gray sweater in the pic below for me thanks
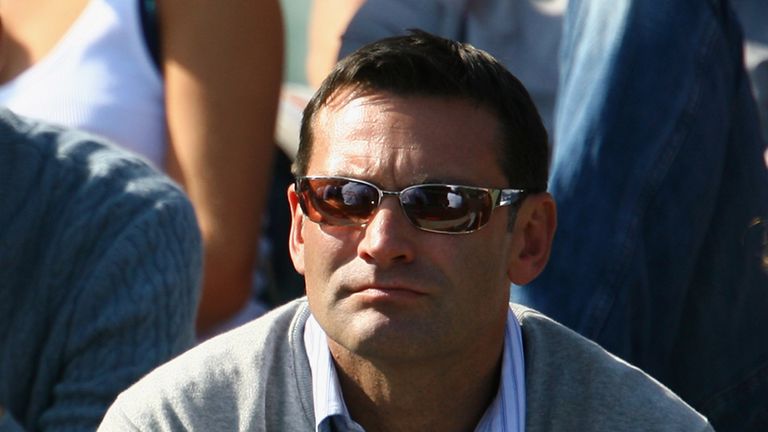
[100,299,713,431]
[0,109,202,431]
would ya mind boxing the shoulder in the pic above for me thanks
[1,108,199,268]
[100,299,314,431]
[511,305,713,432]
[0,107,201,300]
[0,109,202,431]
[0,108,191,219]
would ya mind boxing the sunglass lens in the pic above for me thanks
[401,186,492,232]
[302,178,379,225]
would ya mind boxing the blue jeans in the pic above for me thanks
[512,0,768,429]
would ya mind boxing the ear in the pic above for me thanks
[287,184,307,275]
[507,193,557,285]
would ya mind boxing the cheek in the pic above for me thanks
[448,236,512,296]
[302,227,357,293]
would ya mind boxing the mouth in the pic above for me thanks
[349,284,429,300]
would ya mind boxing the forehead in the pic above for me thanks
[309,91,506,186]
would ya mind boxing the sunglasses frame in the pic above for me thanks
[295,175,528,234]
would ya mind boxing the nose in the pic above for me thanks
[357,195,416,267]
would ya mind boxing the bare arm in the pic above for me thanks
[306,0,365,87]
[159,0,284,333]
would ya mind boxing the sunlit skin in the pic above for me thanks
[288,90,556,431]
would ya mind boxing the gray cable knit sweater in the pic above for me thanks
[0,109,202,431]
[100,299,714,431]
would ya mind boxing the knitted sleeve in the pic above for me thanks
[0,110,203,431]
[37,190,202,431]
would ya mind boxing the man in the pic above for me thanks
[0,108,202,431]
[99,32,712,431]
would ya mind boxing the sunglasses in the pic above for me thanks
[295,176,530,234]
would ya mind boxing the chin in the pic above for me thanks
[334,313,446,360]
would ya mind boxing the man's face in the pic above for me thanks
[289,91,518,362]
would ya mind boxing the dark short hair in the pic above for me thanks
[294,30,549,191]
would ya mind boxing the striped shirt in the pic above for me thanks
[304,305,526,432]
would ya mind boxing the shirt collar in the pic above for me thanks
[304,315,363,432]
[303,305,526,432]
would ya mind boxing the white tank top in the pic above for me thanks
[0,0,166,168]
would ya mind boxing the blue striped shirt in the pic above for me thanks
[304,305,526,432]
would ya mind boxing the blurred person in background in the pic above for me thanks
[0,108,201,431]
[0,0,284,337]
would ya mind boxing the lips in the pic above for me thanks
[339,268,439,297]
[344,280,431,298]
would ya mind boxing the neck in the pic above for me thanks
[327,330,505,432]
